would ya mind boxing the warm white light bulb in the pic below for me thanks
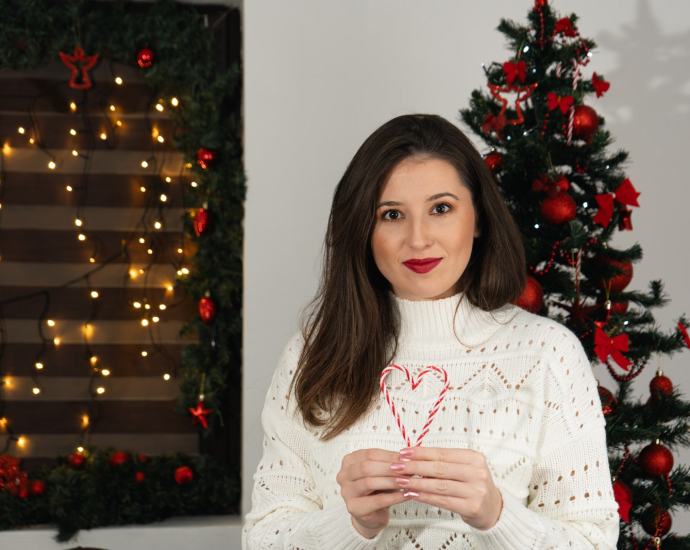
[109,105,115,112]
[160,194,167,202]
[141,160,148,168]
[116,120,122,127]
[29,138,34,144]
[164,373,171,380]
[165,177,171,183]
[91,291,99,298]
[191,181,198,188]
[133,302,141,308]
[70,129,77,136]
[77,446,84,452]
[171,98,178,106]
[100,133,107,140]
[17,437,26,447]
[147,249,153,255]
[101,369,110,376]
[167,285,173,291]
[141,319,149,327]
[139,237,145,244]
[54,338,60,346]
[33,387,40,395]
[89,257,95,263]
[156,104,164,112]
[181,268,189,274]
[48,161,56,169]
[78,234,86,241]
[66,185,73,192]
[177,248,183,254]
[154,221,162,229]
[115,77,123,85]
[159,304,166,310]
[75,218,82,226]
[140,186,146,193]
[47,319,55,327]
[35,362,43,370]
[157,136,164,143]
[70,102,77,111]
[152,316,159,323]
[18,127,25,134]
[144,304,151,310]
[141,351,148,357]
[72,150,79,156]
[96,387,105,394]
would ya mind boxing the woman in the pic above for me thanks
[243,114,619,549]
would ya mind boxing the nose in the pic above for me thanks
[406,216,433,251]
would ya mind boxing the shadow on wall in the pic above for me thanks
[595,0,690,163]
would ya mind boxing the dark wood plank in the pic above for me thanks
[0,286,195,321]
[0,343,186,377]
[0,229,194,263]
[1,400,196,434]
[1,112,177,151]
[0,173,186,207]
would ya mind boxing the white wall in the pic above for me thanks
[243,0,690,541]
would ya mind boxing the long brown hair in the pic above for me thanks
[293,114,525,439]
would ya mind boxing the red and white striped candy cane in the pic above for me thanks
[567,58,580,145]
[379,364,449,447]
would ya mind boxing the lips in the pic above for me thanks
[402,258,442,274]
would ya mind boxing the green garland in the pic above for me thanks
[0,0,244,538]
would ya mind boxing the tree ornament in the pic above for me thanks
[137,47,154,68]
[650,370,673,402]
[198,291,216,324]
[639,441,674,477]
[0,454,29,496]
[593,178,640,229]
[194,203,209,237]
[541,193,577,225]
[596,297,628,315]
[135,472,146,483]
[679,322,690,350]
[642,507,672,537]
[598,385,618,416]
[484,152,503,173]
[572,105,599,141]
[547,92,574,114]
[534,0,547,8]
[554,298,599,328]
[593,257,633,292]
[512,276,543,313]
[612,480,632,523]
[594,328,632,371]
[197,148,216,170]
[487,83,538,127]
[592,72,610,98]
[58,47,99,90]
[554,17,576,37]
[109,451,130,466]
[174,465,194,485]
[481,113,507,136]
[68,452,86,469]
[189,397,213,429]
[503,60,526,85]
[29,480,46,496]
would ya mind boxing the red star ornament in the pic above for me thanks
[58,47,99,90]
[189,398,212,429]
[553,298,600,328]
[487,83,538,127]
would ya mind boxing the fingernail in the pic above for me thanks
[396,477,410,486]
[400,457,411,462]
[399,448,414,457]
[390,463,406,473]
[403,491,419,498]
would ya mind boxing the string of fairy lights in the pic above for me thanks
[0,67,195,454]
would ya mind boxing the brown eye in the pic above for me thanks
[382,209,401,221]
[432,203,451,215]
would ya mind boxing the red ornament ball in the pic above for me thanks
[18,485,29,499]
[174,465,194,485]
[534,0,547,6]
[650,374,674,402]
[138,454,148,463]
[642,507,672,537]
[135,471,146,483]
[541,193,577,225]
[194,206,210,237]
[593,257,633,293]
[484,152,503,173]
[137,47,154,68]
[598,386,618,416]
[199,296,216,324]
[513,276,544,314]
[29,480,46,496]
[197,148,216,170]
[639,442,674,477]
[572,105,599,141]
[69,453,86,469]
[109,451,130,466]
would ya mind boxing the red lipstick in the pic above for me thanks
[402,258,442,274]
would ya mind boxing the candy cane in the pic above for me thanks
[379,365,449,447]
[567,58,580,145]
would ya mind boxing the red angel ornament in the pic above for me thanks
[58,47,99,90]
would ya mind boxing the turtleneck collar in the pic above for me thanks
[392,293,517,351]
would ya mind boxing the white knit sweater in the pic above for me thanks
[243,294,620,549]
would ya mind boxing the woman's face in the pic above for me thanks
[370,157,479,301]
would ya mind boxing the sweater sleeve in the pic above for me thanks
[242,333,381,550]
[470,327,620,549]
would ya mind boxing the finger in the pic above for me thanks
[402,490,462,515]
[348,459,404,482]
[399,446,479,464]
[389,460,475,482]
[349,489,413,517]
[344,448,402,466]
[394,475,476,499]
[343,476,407,499]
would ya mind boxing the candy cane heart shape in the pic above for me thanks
[379,365,449,447]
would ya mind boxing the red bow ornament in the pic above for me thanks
[547,92,574,114]
[679,323,690,350]
[594,328,632,370]
[58,46,100,90]
[503,60,527,85]
[612,481,632,523]
[481,113,508,135]
[532,174,569,198]
[554,17,576,38]
[592,72,610,98]
[593,178,640,228]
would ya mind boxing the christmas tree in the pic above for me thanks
[460,1,690,548]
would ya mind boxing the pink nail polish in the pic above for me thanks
[396,477,410,486]
[390,463,406,473]
[399,448,414,457]
[403,491,419,498]
[400,457,411,462]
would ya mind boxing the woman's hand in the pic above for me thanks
[391,447,503,531]
[336,448,414,539]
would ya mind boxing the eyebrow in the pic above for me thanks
[376,192,460,209]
